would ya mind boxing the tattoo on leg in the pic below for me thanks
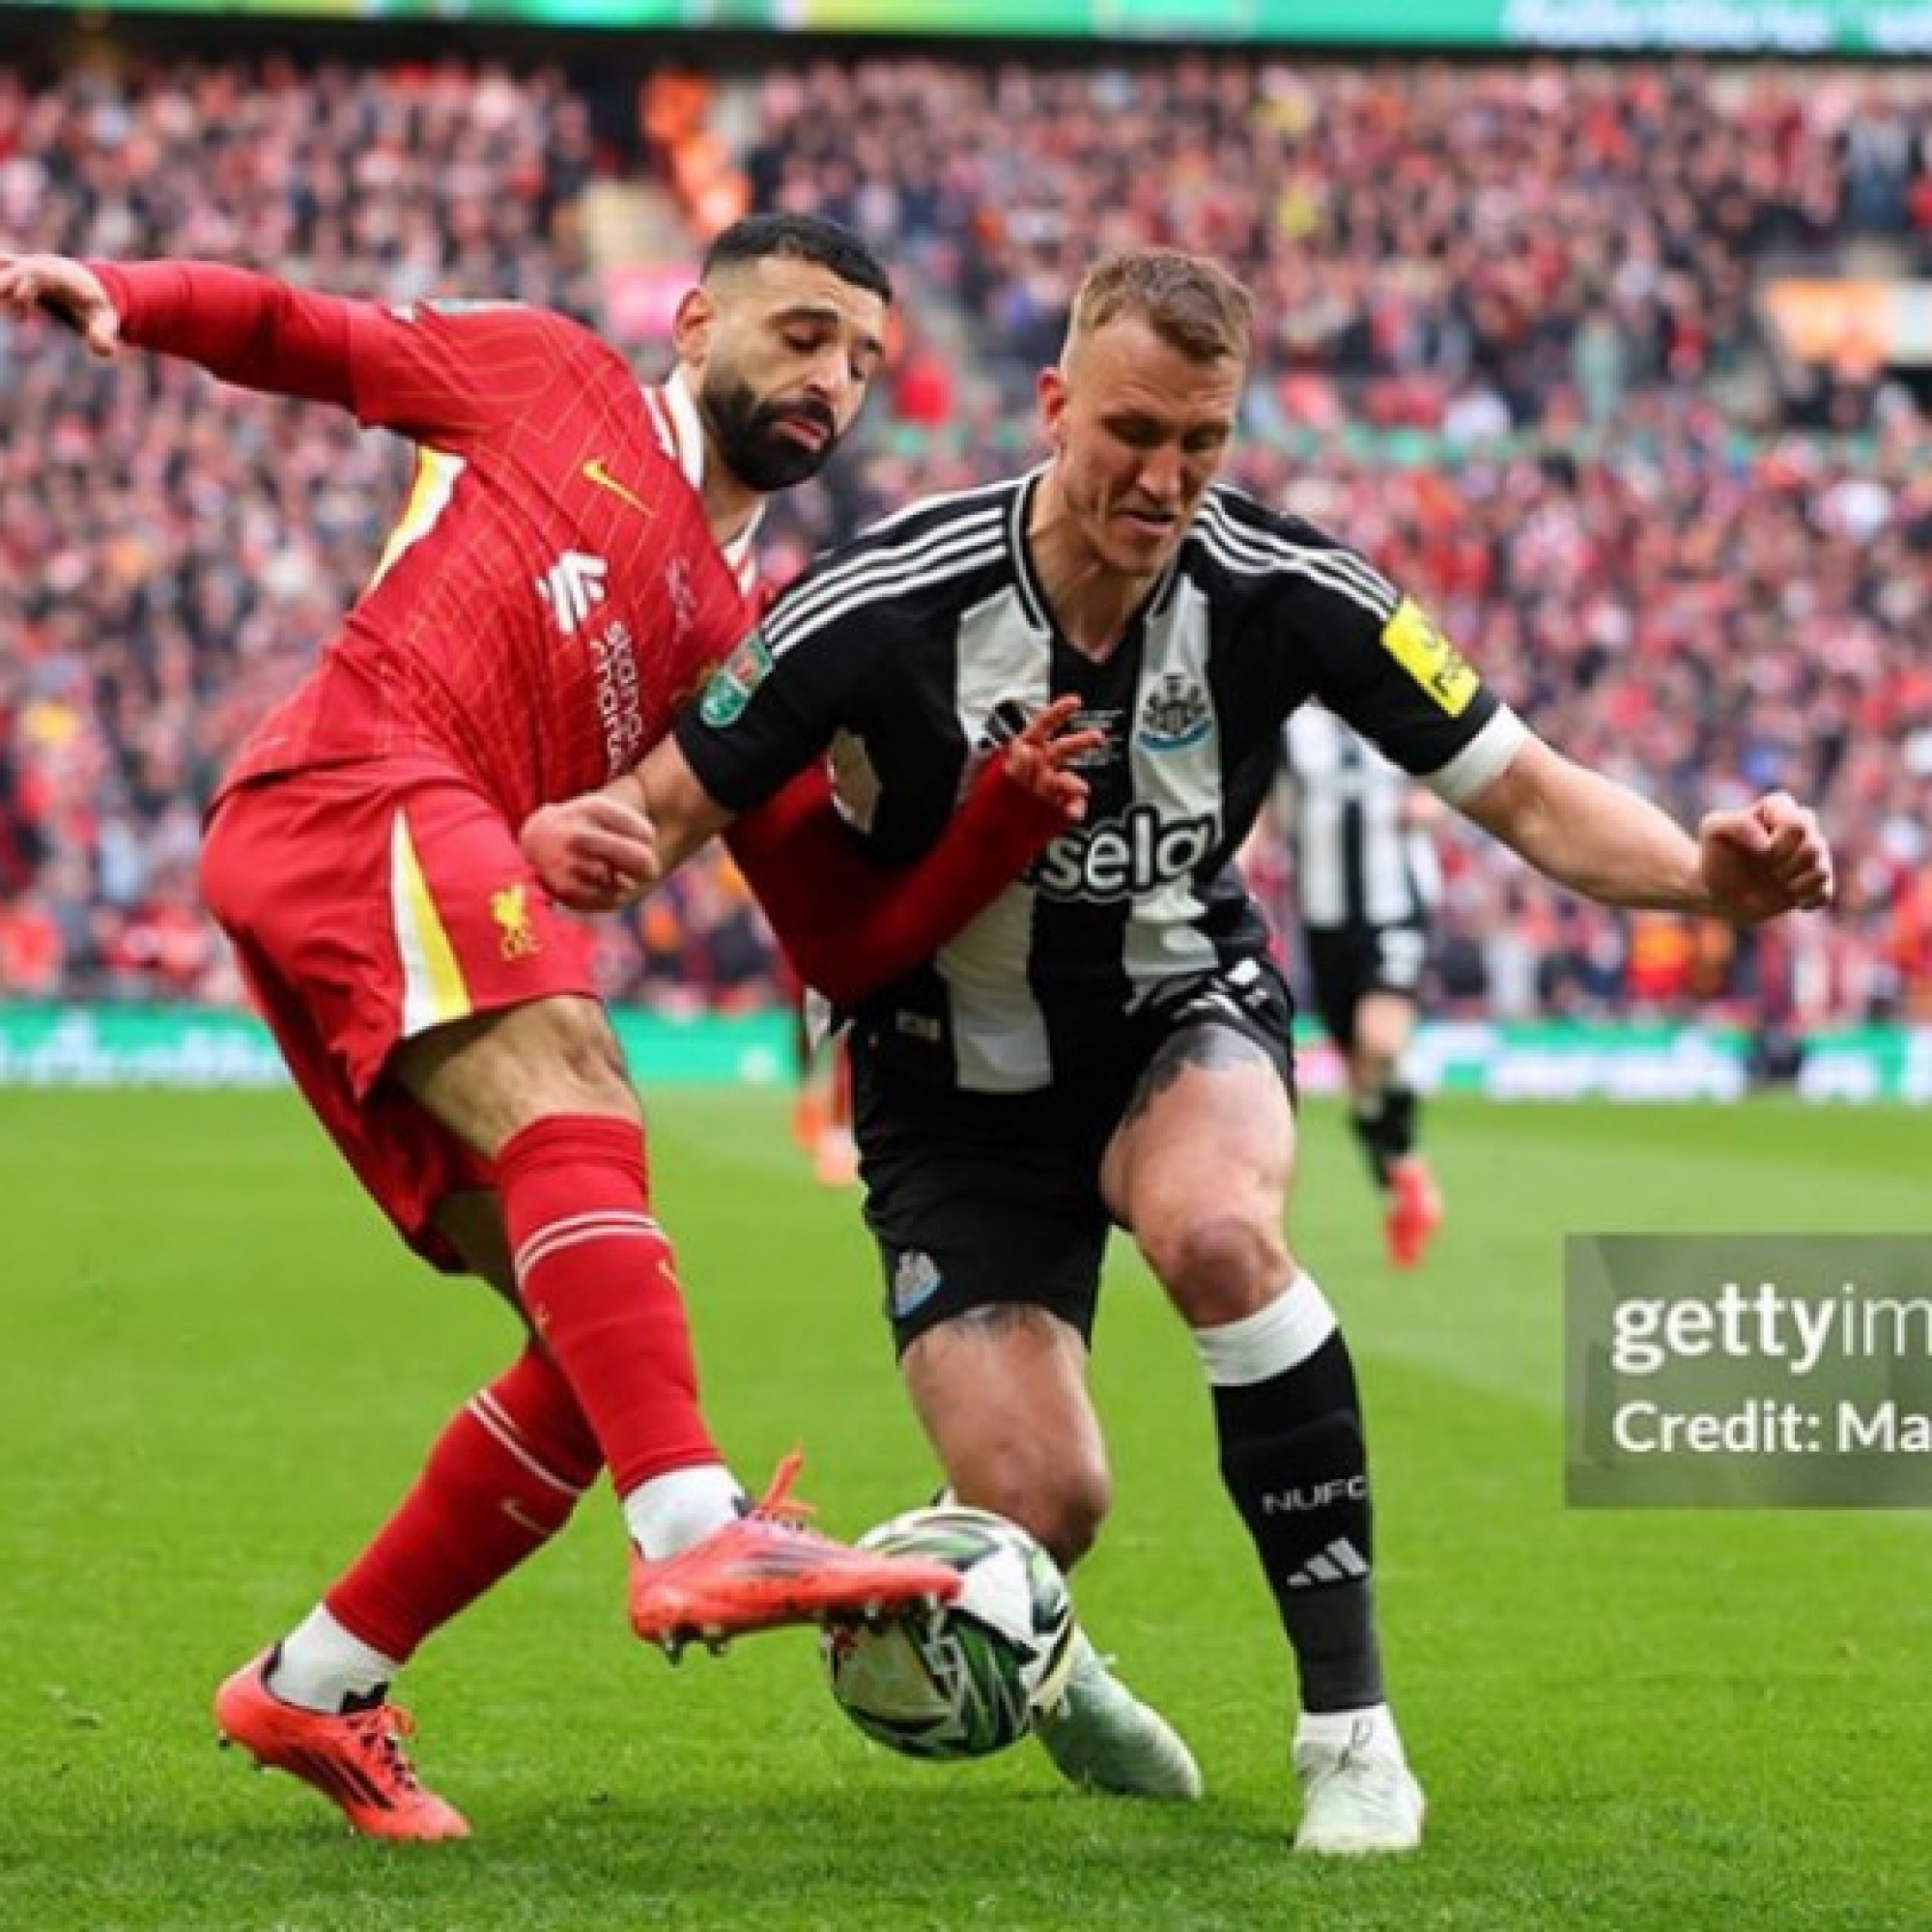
[1122,1025,1269,1128]
[950,1303,1050,1339]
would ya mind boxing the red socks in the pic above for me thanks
[326,1114,721,1662]
[327,1343,600,1662]
[496,1114,722,1497]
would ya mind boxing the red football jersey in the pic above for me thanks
[97,264,752,823]
[91,262,1071,1010]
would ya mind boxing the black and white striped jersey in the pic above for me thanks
[1281,704,1443,930]
[676,469,1526,1093]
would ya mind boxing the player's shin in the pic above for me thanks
[1194,1280,1383,1713]
[1349,1083,1418,1192]
[1198,1282,1423,1849]
[305,1343,602,1699]
[497,1115,736,1525]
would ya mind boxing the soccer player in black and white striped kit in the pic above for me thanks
[545,249,1833,1853]
[1280,705,1447,1267]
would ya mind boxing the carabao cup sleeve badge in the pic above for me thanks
[698,630,775,727]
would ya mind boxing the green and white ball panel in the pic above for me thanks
[823,1607,1034,1760]
[822,1505,1076,1762]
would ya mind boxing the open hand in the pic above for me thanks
[1698,791,1833,923]
[521,791,660,913]
[0,253,121,356]
[998,695,1106,827]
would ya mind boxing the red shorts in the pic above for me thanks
[200,758,600,1266]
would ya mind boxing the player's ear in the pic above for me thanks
[673,285,717,370]
[1038,363,1068,450]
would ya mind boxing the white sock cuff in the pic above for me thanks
[270,1605,401,1712]
[623,1462,746,1560]
[1295,1701,1399,1752]
[1192,1274,1338,1387]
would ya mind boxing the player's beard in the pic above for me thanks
[700,375,839,492]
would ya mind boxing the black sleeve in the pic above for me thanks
[672,586,895,816]
[1258,519,1515,788]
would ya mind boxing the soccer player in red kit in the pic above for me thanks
[0,218,1094,1841]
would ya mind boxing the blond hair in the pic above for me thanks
[1065,249,1255,366]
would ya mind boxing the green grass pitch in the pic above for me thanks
[5,1086,1931,1930]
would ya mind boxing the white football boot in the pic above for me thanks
[1035,1631,1204,1801]
[1292,1705,1425,1854]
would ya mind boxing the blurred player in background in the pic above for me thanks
[539,245,1833,1854]
[1280,706,1447,1267]
[783,963,861,1186]
[0,216,1095,1841]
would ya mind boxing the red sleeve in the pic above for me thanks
[90,262,581,443]
[92,260,360,410]
[333,298,587,441]
[725,756,1067,1009]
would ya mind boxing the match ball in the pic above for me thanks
[821,1505,1076,1761]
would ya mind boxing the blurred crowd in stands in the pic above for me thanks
[4,49,1931,1031]
[740,59,1917,427]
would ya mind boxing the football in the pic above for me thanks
[821,1504,1077,1761]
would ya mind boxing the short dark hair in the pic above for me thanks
[700,213,893,306]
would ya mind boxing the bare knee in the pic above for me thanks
[500,999,637,1119]
[955,1457,1111,1573]
[1139,1208,1288,1328]
[901,1305,1109,1572]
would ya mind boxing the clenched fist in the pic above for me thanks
[1697,791,1833,924]
[521,792,660,913]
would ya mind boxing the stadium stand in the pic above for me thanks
[3,48,1929,1025]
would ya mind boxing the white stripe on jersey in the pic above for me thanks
[1122,574,1220,985]
[853,471,1029,542]
[767,508,1005,637]
[1197,495,1399,621]
[1198,506,1398,621]
[1199,489,1400,607]
[938,586,1056,1093]
[764,520,1007,657]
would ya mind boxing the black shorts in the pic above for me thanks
[852,958,1295,1354]
[1304,919,1430,1050]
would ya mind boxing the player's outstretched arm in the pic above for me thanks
[729,696,1102,1008]
[1460,735,1833,923]
[1,251,360,408]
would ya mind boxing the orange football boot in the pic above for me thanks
[214,1650,469,1841]
[630,1452,960,1658]
[1385,1156,1445,1270]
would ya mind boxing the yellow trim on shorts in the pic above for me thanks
[390,810,473,1035]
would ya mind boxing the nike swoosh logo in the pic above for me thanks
[500,1499,554,1539]
[582,457,654,518]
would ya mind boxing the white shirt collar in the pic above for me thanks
[646,366,762,592]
